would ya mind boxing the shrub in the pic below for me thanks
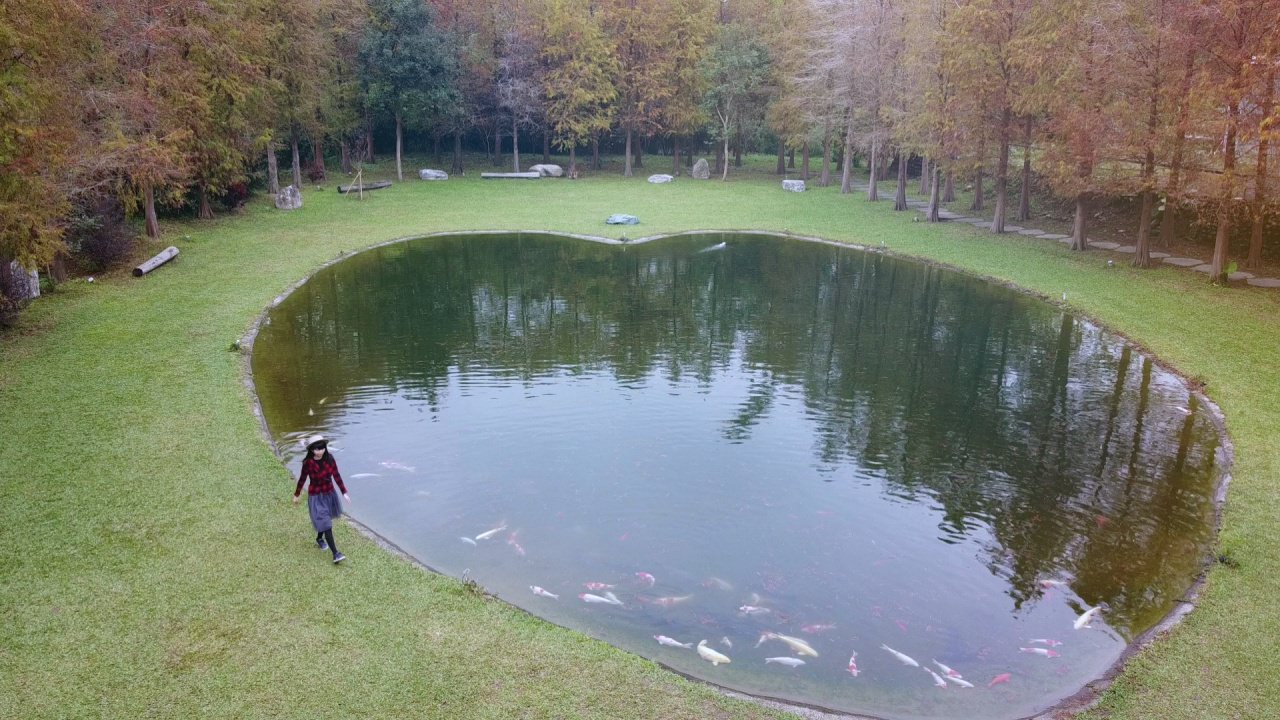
[65,194,136,272]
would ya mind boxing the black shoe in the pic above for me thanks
[332,552,347,564]
[316,538,329,550]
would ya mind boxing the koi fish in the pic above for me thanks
[579,593,620,605]
[720,636,733,649]
[739,605,771,616]
[474,525,507,541]
[800,624,836,634]
[351,473,380,479]
[697,640,731,665]
[698,242,727,254]
[702,576,734,591]
[947,676,975,688]
[530,586,559,599]
[846,652,860,677]
[1030,638,1064,647]
[925,667,949,688]
[880,644,919,667]
[1040,579,1069,589]
[583,582,614,592]
[1075,605,1102,630]
[654,635,693,649]
[635,572,656,587]
[458,537,478,546]
[932,659,962,679]
[318,397,329,405]
[1020,647,1060,658]
[759,632,819,657]
[506,534,526,556]
[379,461,415,472]
[988,673,1012,687]
[765,657,806,667]
[645,595,692,607]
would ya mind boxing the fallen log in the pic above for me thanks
[481,172,541,180]
[337,180,392,194]
[133,246,179,277]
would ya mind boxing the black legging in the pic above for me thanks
[316,529,337,554]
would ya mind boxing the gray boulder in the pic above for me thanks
[606,214,639,225]
[529,163,564,178]
[647,174,675,184]
[275,185,302,210]
[691,158,711,180]
[782,179,806,192]
[419,168,449,180]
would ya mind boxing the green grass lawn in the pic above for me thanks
[3,155,1278,719]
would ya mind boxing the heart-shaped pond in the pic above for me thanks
[251,232,1224,719]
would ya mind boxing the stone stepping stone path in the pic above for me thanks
[1247,277,1280,288]
[1163,257,1204,267]
[1090,241,1121,250]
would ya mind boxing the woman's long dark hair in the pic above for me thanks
[306,443,333,464]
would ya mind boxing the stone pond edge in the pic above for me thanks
[237,228,1235,720]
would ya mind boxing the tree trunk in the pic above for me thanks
[143,182,160,238]
[919,158,930,195]
[801,143,810,180]
[364,119,374,162]
[819,120,832,187]
[672,139,681,175]
[1209,101,1239,282]
[1070,193,1089,251]
[1160,51,1196,247]
[893,152,908,211]
[1134,88,1161,268]
[592,137,601,170]
[1134,190,1156,268]
[714,138,725,176]
[866,138,879,200]
[788,148,795,169]
[291,136,302,189]
[1018,117,1032,221]
[312,139,326,181]
[542,133,550,163]
[943,169,955,203]
[624,129,633,177]
[840,113,854,194]
[267,141,279,195]
[493,126,503,166]
[339,141,351,174]
[635,136,644,168]
[970,168,984,212]
[721,121,730,181]
[927,164,942,222]
[452,133,464,174]
[432,134,441,165]
[1247,69,1273,270]
[776,141,786,174]
[512,116,521,172]
[733,139,742,168]
[568,145,577,177]
[993,108,1010,233]
[395,113,404,182]
[197,183,213,220]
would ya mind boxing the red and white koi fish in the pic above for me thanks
[474,525,507,541]
[529,586,559,599]
[1019,647,1060,658]
[702,576,734,591]
[947,675,975,688]
[1075,605,1102,630]
[1030,638,1064,647]
[506,534,526,556]
[800,624,837,634]
[583,582,615,591]
[924,667,949,688]
[880,644,920,667]
[697,640,731,666]
[932,659,962,679]
[846,652,860,677]
[654,635,693,649]
[739,605,771,616]
[635,572,656,587]
[765,657,806,667]
[988,673,1012,687]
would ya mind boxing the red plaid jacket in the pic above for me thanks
[295,455,348,497]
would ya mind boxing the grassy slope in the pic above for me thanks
[2,157,1277,719]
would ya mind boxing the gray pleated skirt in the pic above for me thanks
[307,491,343,533]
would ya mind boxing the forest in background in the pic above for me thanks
[1,0,1277,319]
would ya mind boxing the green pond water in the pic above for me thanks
[252,232,1223,720]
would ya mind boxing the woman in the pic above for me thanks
[292,435,350,564]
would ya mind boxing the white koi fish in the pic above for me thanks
[759,632,819,657]
[932,659,962,679]
[579,593,615,604]
[379,460,415,472]
[1074,605,1102,630]
[698,242,727,254]
[1020,647,1061,658]
[765,657,806,667]
[925,667,949,688]
[880,644,920,667]
[654,635,693,649]
[458,537,478,546]
[603,591,623,605]
[318,396,328,405]
[1030,638,1064,647]
[739,605,771,616]
[1040,579,1069,589]
[530,586,559,599]
[644,595,693,608]
[846,652,860,677]
[947,676,975,688]
[351,473,381,479]
[702,576,734,591]
[720,636,733,649]
[697,640,731,666]
[474,525,507,541]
